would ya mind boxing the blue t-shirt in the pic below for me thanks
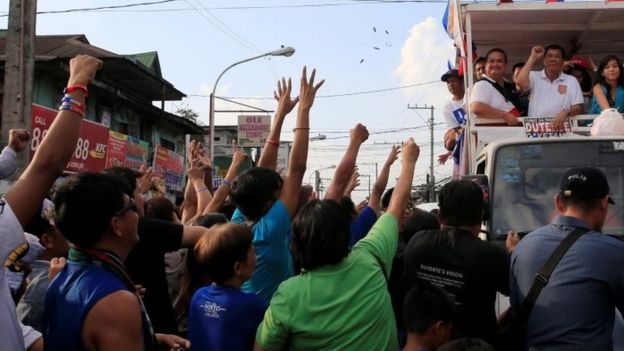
[349,206,378,249]
[511,215,624,351]
[188,284,267,351]
[231,200,293,301]
[590,84,624,113]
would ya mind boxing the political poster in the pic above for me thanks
[237,115,270,147]
[152,144,185,192]
[31,104,109,173]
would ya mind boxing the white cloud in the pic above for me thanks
[394,17,456,109]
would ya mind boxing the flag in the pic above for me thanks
[442,0,464,57]
[546,0,564,3]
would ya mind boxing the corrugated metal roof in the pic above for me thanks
[0,34,185,101]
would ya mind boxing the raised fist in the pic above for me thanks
[8,129,30,153]
[530,46,545,60]
[402,138,420,164]
[350,123,369,144]
[68,54,103,87]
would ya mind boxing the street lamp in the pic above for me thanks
[208,46,296,158]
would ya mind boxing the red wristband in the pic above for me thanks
[266,139,279,147]
[64,84,89,97]
[59,103,85,118]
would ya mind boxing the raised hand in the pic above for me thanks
[530,46,545,60]
[68,54,103,87]
[298,66,325,111]
[8,129,30,152]
[231,148,248,166]
[350,123,369,145]
[138,164,154,194]
[385,145,400,166]
[274,77,299,115]
[402,138,420,165]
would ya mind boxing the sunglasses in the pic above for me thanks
[115,198,137,217]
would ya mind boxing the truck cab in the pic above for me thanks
[457,0,624,243]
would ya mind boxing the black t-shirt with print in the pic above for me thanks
[403,228,509,343]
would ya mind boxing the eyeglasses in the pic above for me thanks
[115,198,137,217]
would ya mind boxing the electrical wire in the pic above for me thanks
[0,0,180,17]
[187,80,441,100]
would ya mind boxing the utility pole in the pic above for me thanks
[407,104,435,202]
[314,170,321,197]
[2,0,37,177]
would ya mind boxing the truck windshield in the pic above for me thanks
[491,140,624,237]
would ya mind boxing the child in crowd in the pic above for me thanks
[187,223,266,351]
[402,283,455,351]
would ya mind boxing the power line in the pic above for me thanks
[188,80,440,100]
[182,0,260,53]
[0,0,180,17]
[9,0,447,17]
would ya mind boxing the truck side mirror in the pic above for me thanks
[461,174,491,221]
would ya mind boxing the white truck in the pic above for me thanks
[457,0,624,242]
[458,2,624,345]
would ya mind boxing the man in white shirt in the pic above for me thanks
[0,129,30,179]
[1,54,102,351]
[515,44,584,130]
[440,69,466,172]
[470,48,522,126]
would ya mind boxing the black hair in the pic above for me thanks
[229,167,283,221]
[381,187,395,210]
[402,208,440,243]
[568,65,593,93]
[103,167,142,196]
[544,44,566,59]
[194,223,253,285]
[438,338,495,351]
[144,197,176,222]
[53,173,132,248]
[339,196,357,218]
[403,282,455,334]
[193,213,228,228]
[475,56,486,66]
[485,48,507,63]
[595,55,624,106]
[292,199,351,270]
[23,204,54,238]
[438,180,484,227]
[512,62,525,72]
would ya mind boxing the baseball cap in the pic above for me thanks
[559,167,615,204]
[441,69,462,82]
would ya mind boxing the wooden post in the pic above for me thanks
[2,0,37,177]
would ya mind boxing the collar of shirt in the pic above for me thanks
[551,215,593,231]
[539,69,564,83]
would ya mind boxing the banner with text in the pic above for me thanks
[31,104,109,173]
[524,117,572,138]
[152,144,185,192]
[105,131,149,170]
[237,115,271,147]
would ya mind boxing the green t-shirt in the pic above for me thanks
[256,213,399,351]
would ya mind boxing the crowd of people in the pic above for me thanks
[440,44,624,171]
[0,52,623,351]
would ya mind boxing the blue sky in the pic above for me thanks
[1,0,456,200]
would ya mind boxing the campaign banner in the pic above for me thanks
[152,144,185,192]
[524,117,571,138]
[105,131,149,170]
[31,104,109,173]
[238,115,270,147]
[105,131,128,168]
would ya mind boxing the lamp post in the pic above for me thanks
[209,46,295,158]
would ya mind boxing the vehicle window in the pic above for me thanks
[491,141,624,237]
